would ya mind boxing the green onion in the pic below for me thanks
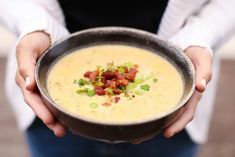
[78,78,87,86]
[119,86,126,92]
[134,90,144,95]
[117,66,126,73]
[95,81,104,87]
[106,88,114,95]
[107,62,115,70]
[76,88,89,94]
[73,79,77,84]
[90,103,98,108]
[123,62,133,68]
[96,65,102,69]
[153,78,158,83]
[127,83,137,90]
[145,73,154,80]
[76,88,96,97]
[140,84,150,91]
[134,77,144,84]
[86,90,96,97]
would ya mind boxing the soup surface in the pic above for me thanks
[47,45,184,124]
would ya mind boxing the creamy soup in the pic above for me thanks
[47,45,184,124]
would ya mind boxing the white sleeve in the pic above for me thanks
[0,0,69,44]
[169,0,235,53]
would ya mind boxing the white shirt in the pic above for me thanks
[1,0,235,144]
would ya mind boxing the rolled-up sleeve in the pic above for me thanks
[169,0,235,54]
[0,0,69,44]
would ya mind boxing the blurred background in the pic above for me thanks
[0,25,234,157]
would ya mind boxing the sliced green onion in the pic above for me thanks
[117,66,126,73]
[86,90,96,97]
[140,84,150,91]
[119,86,126,92]
[76,88,89,94]
[90,103,98,108]
[73,79,77,84]
[123,62,133,68]
[127,83,137,90]
[153,78,158,83]
[95,81,104,87]
[96,65,102,69]
[134,77,144,84]
[134,90,144,95]
[78,79,86,86]
[106,88,114,95]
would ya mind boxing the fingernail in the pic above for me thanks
[169,132,175,138]
[201,79,207,88]
[25,77,30,87]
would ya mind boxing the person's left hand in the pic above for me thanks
[163,46,213,138]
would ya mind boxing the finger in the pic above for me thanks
[194,56,212,92]
[16,70,54,126]
[163,91,202,138]
[186,48,212,93]
[16,31,51,91]
[16,44,38,91]
[48,122,67,137]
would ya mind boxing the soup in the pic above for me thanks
[47,45,184,124]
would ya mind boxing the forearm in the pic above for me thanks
[170,0,235,52]
[0,0,69,44]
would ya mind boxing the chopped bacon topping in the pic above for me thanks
[78,62,140,106]
[84,71,98,81]
[114,97,121,103]
[102,102,111,107]
[83,63,139,97]
[94,86,105,95]
[124,68,138,81]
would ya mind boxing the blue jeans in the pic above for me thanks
[26,118,198,157]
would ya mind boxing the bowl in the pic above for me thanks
[35,27,195,143]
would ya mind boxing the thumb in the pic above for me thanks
[185,47,212,93]
[16,32,51,91]
[17,45,39,91]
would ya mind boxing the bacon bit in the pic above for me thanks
[89,71,98,81]
[102,80,111,88]
[115,72,125,79]
[94,86,105,95]
[84,71,92,77]
[114,97,121,103]
[110,80,117,88]
[102,70,116,80]
[84,71,98,81]
[102,102,111,107]
[124,67,129,73]
[113,88,122,95]
[133,64,139,68]
[125,68,138,81]
[117,79,129,86]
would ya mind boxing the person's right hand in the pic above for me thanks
[15,31,67,137]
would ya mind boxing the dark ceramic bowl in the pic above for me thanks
[35,27,195,143]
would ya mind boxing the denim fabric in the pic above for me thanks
[25,118,198,157]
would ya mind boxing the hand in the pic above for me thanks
[15,31,67,137]
[163,46,213,138]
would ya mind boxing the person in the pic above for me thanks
[0,0,235,157]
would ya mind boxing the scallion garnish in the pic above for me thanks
[134,90,144,95]
[78,78,88,86]
[90,103,98,108]
[106,88,114,95]
[153,78,158,83]
[86,90,96,97]
[140,84,150,91]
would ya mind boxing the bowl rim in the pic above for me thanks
[35,26,195,126]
